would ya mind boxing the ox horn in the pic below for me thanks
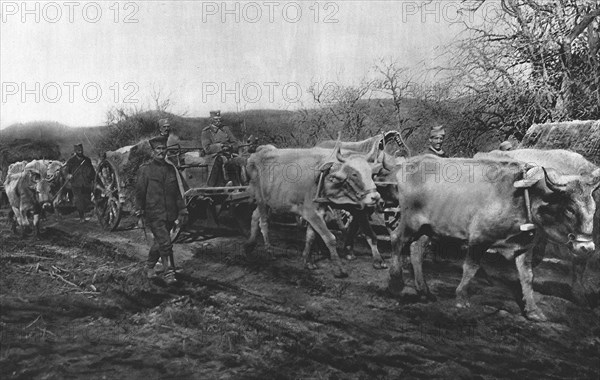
[543,167,568,193]
[334,132,346,163]
[366,135,382,163]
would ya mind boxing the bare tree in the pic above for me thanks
[443,0,600,140]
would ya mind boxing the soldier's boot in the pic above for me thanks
[161,256,177,284]
[146,265,158,279]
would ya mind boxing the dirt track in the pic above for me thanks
[1,210,599,379]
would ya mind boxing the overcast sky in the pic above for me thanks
[0,0,490,128]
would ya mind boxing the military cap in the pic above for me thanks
[430,125,446,137]
[74,143,83,150]
[158,118,170,127]
[209,110,221,118]
[499,141,513,151]
[149,135,168,149]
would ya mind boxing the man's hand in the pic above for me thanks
[177,210,189,226]
[134,210,144,218]
[66,174,73,180]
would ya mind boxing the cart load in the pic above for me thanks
[519,119,600,165]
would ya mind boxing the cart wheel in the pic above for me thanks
[94,159,122,231]
[331,209,352,232]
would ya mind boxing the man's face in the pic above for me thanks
[75,148,83,157]
[152,145,167,160]
[159,124,170,136]
[429,135,444,150]
[212,116,222,127]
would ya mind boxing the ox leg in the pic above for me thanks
[515,251,547,322]
[342,216,360,261]
[244,207,261,255]
[571,256,589,306]
[455,247,484,308]
[18,208,30,237]
[388,226,411,295]
[357,212,387,269]
[302,225,318,270]
[257,206,274,259]
[410,236,433,299]
[32,213,41,239]
[9,208,19,234]
[303,209,347,278]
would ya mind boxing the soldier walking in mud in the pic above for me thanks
[135,136,188,284]
[65,143,96,223]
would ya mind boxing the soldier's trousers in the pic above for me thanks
[72,186,91,217]
[147,219,175,269]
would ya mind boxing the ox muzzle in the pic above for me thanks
[567,234,595,257]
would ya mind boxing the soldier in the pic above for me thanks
[158,118,179,146]
[65,143,96,223]
[200,110,247,186]
[135,135,188,284]
[425,125,448,157]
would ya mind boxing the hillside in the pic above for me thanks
[0,101,507,161]
[0,121,106,160]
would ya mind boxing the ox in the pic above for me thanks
[245,142,382,278]
[314,132,403,269]
[4,161,53,237]
[474,148,600,252]
[475,148,600,303]
[388,154,600,321]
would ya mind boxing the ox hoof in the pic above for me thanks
[304,263,318,270]
[387,277,405,297]
[333,269,348,279]
[372,261,388,270]
[418,291,436,302]
[345,254,356,261]
[525,309,547,322]
[455,298,471,309]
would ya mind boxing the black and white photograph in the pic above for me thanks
[1,0,599,378]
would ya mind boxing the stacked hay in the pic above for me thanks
[519,120,600,166]
[104,139,153,211]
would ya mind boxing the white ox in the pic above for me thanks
[4,160,56,237]
[245,142,382,278]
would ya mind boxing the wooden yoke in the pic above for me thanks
[314,162,334,203]
[513,168,540,232]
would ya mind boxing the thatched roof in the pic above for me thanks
[519,120,600,166]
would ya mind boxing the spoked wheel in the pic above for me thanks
[94,159,122,231]
[330,208,353,233]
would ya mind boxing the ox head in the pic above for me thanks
[322,140,381,208]
[27,170,53,212]
[527,166,600,256]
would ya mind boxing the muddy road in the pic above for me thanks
[1,210,599,379]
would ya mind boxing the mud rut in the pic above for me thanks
[1,211,599,379]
